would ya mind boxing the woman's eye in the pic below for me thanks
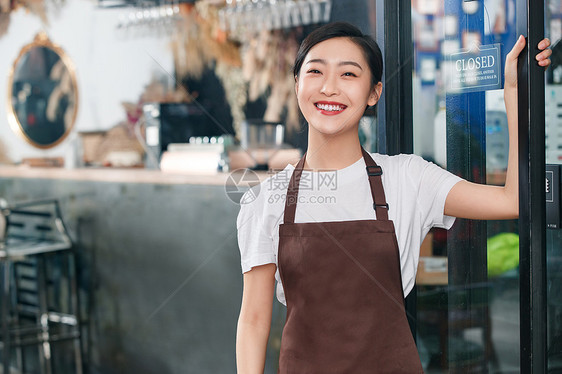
[307,69,321,74]
[343,72,357,77]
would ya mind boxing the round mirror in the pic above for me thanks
[7,32,78,149]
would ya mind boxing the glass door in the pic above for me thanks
[401,0,550,372]
[545,0,562,372]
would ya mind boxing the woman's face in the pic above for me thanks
[295,37,382,137]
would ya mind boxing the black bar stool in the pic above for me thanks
[0,198,83,374]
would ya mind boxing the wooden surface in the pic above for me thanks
[416,256,448,285]
[0,165,270,186]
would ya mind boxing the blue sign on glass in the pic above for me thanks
[446,43,502,94]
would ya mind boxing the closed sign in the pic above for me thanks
[447,43,502,93]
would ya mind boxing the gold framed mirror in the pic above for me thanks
[7,32,78,149]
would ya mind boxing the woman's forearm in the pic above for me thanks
[236,318,271,374]
[443,86,520,220]
[503,86,519,217]
[444,36,551,219]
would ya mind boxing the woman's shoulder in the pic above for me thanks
[368,152,428,169]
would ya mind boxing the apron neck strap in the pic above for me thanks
[283,153,307,224]
[361,147,389,221]
[283,147,389,224]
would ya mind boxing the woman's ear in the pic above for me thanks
[367,82,383,107]
[294,76,299,95]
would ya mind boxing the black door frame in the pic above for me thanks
[376,0,413,157]
[374,0,416,337]
[517,0,547,372]
[379,0,549,371]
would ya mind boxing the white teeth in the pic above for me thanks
[316,103,345,112]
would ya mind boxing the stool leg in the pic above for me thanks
[2,260,10,373]
[37,256,53,374]
[69,252,84,374]
[12,263,24,372]
[1,260,11,374]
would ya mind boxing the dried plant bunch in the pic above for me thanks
[0,0,67,38]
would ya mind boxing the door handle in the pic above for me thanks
[546,164,561,229]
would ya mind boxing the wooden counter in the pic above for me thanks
[0,165,270,186]
[417,256,448,285]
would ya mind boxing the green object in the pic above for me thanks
[487,232,519,277]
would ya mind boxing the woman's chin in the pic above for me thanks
[309,127,340,137]
[308,123,356,137]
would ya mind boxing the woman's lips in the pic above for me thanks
[315,102,347,115]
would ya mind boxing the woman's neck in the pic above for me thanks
[304,130,364,171]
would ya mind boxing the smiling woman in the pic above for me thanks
[294,36,382,167]
[235,21,552,374]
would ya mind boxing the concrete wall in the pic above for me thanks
[0,177,285,373]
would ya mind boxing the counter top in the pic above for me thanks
[0,165,506,187]
[0,165,270,186]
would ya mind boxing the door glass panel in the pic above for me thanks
[546,0,562,371]
[412,0,520,372]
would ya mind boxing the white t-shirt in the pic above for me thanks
[236,152,463,306]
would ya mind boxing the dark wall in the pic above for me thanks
[331,0,371,33]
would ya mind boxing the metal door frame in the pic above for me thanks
[378,0,549,371]
[517,0,547,372]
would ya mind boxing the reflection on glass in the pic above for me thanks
[546,0,562,371]
[412,0,522,372]
[7,33,78,149]
[547,230,562,372]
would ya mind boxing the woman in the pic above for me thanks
[236,22,552,373]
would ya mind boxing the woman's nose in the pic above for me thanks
[320,75,339,96]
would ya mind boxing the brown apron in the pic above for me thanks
[277,147,424,374]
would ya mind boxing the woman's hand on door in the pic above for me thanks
[505,35,552,90]
[444,36,552,221]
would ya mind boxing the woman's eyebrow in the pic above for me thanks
[306,58,363,70]
[340,61,363,70]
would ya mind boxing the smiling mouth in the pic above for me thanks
[315,102,347,113]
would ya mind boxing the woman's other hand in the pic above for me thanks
[505,36,552,89]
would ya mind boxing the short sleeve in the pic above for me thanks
[236,186,277,274]
[407,155,463,230]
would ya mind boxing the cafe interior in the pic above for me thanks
[0,0,562,373]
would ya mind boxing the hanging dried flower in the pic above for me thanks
[215,62,246,140]
[0,0,67,39]
[240,28,300,132]
[171,3,240,80]
[0,137,11,164]
[19,0,49,25]
[0,0,12,13]
[0,13,10,38]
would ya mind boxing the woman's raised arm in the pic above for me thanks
[444,36,552,220]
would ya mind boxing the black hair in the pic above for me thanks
[292,22,383,88]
